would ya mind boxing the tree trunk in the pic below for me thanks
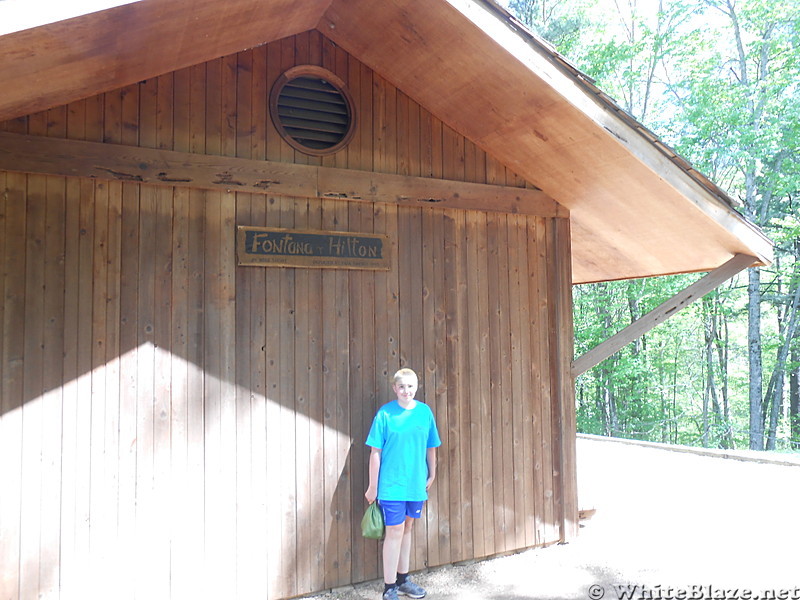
[595,377,611,436]
[604,362,619,437]
[703,296,714,447]
[748,266,764,450]
[764,280,800,450]
[703,292,731,448]
[717,313,733,449]
[671,342,680,444]
[791,346,800,448]
[627,281,644,354]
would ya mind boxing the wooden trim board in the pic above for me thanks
[0,131,567,218]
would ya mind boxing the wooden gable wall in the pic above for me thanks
[0,31,576,600]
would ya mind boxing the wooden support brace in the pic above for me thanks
[571,253,756,378]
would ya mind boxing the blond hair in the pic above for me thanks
[392,368,418,384]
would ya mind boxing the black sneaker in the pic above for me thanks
[397,578,426,599]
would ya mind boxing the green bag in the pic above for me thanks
[361,502,385,540]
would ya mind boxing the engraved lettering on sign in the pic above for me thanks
[248,233,314,256]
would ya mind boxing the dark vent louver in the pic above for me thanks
[276,76,351,151]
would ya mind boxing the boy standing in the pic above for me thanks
[365,368,441,600]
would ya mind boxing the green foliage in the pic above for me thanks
[506,0,590,55]
[508,0,800,451]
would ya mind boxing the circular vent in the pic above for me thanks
[270,66,356,156]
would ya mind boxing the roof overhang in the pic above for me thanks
[0,0,773,283]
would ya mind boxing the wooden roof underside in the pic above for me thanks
[0,0,773,284]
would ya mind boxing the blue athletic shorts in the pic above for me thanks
[379,500,425,526]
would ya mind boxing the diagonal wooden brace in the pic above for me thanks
[571,253,757,378]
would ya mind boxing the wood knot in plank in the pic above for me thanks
[95,167,143,182]
[253,180,279,189]
[213,171,245,186]
[157,172,192,183]
[322,191,362,200]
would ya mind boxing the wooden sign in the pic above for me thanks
[237,226,391,270]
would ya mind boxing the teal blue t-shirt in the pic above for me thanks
[366,400,442,502]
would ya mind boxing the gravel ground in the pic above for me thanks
[300,436,800,600]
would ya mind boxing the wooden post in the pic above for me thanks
[551,218,579,542]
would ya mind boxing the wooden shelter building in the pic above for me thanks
[0,1,772,599]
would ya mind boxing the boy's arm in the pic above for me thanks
[365,446,381,503]
[425,447,437,490]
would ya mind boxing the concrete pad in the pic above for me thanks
[302,436,800,600]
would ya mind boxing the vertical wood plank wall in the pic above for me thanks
[0,31,576,600]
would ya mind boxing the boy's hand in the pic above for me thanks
[364,486,377,504]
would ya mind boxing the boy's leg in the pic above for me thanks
[396,516,414,575]
[394,503,426,598]
[381,501,425,597]
[383,522,406,584]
